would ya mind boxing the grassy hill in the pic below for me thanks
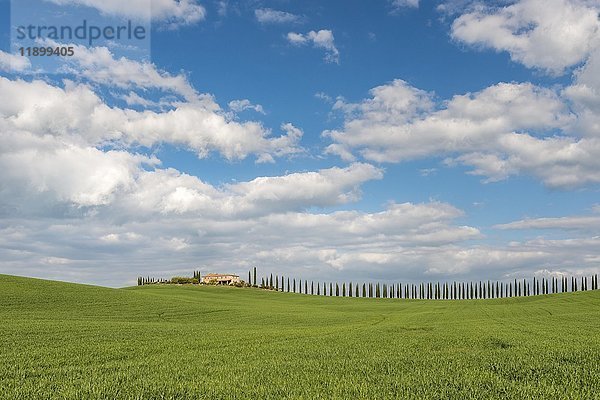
[1,274,599,399]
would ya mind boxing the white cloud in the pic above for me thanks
[0,77,302,162]
[287,30,340,64]
[0,197,486,286]
[0,104,491,287]
[0,142,155,207]
[255,8,301,24]
[495,215,600,231]
[451,0,600,75]
[58,45,198,102]
[47,0,206,27]
[324,79,600,188]
[0,50,31,72]
[228,99,265,114]
[0,79,491,287]
[1,137,598,286]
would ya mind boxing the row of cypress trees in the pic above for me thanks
[137,276,169,285]
[251,272,600,300]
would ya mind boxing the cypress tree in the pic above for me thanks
[330,282,333,296]
[362,283,366,298]
[304,280,308,294]
[253,267,257,286]
[248,270,251,285]
[293,279,296,293]
[310,281,314,295]
[324,282,327,296]
[269,274,273,288]
[261,277,265,288]
[356,283,360,298]
[317,283,320,296]
[556,277,559,293]
[287,278,290,292]
[349,282,353,297]
[336,283,340,296]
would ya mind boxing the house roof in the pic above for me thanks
[203,273,239,278]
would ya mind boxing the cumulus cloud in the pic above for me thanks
[48,0,206,27]
[0,51,31,72]
[287,29,340,64]
[0,99,490,287]
[1,120,596,286]
[450,0,600,75]
[228,99,265,114]
[0,77,301,162]
[324,79,600,188]
[58,45,198,102]
[106,163,384,218]
[255,8,301,24]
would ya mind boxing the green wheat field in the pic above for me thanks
[1,274,599,399]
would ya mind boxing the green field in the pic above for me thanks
[1,274,600,399]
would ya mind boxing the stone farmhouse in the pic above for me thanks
[202,273,241,285]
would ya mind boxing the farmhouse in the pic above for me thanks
[202,273,240,285]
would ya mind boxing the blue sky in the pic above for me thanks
[0,0,599,287]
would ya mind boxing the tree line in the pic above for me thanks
[247,271,600,300]
[137,268,599,300]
